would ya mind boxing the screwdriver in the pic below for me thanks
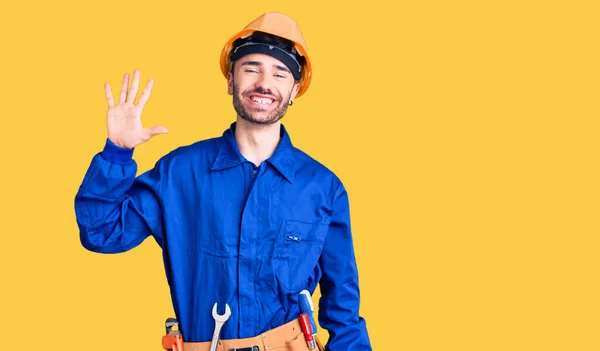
[299,290,317,337]
[299,313,316,349]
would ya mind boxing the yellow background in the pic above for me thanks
[1,0,598,350]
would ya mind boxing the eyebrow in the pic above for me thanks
[241,61,291,74]
[274,64,291,73]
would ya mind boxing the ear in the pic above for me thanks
[227,72,233,95]
[289,81,301,101]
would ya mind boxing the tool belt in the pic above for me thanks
[163,317,325,351]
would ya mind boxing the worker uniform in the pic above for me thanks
[74,122,372,350]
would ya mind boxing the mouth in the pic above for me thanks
[246,94,277,106]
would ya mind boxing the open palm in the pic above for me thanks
[105,70,167,149]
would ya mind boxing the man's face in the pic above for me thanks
[228,53,300,126]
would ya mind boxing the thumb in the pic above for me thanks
[141,126,168,141]
[147,125,169,137]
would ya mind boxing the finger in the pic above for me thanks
[105,82,114,107]
[137,78,154,108]
[120,73,129,104]
[149,126,168,136]
[127,69,140,103]
[143,126,169,140]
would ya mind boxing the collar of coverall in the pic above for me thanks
[211,122,296,183]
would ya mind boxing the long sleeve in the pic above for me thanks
[318,183,372,350]
[74,138,166,253]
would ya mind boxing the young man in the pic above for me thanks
[74,12,372,351]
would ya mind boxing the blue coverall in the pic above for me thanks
[74,122,372,350]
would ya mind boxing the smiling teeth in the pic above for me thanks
[251,97,273,104]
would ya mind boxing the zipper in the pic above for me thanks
[286,235,302,242]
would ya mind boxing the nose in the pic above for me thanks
[253,72,275,93]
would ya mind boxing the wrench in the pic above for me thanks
[209,302,231,351]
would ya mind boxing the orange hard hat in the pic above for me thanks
[220,12,312,98]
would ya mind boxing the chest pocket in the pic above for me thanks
[274,219,329,293]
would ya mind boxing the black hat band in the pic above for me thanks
[230,41,302,80]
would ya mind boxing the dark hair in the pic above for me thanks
[230,31,306,77]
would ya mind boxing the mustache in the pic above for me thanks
[243,87,278,99]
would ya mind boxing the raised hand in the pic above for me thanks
[105,69,167,149]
